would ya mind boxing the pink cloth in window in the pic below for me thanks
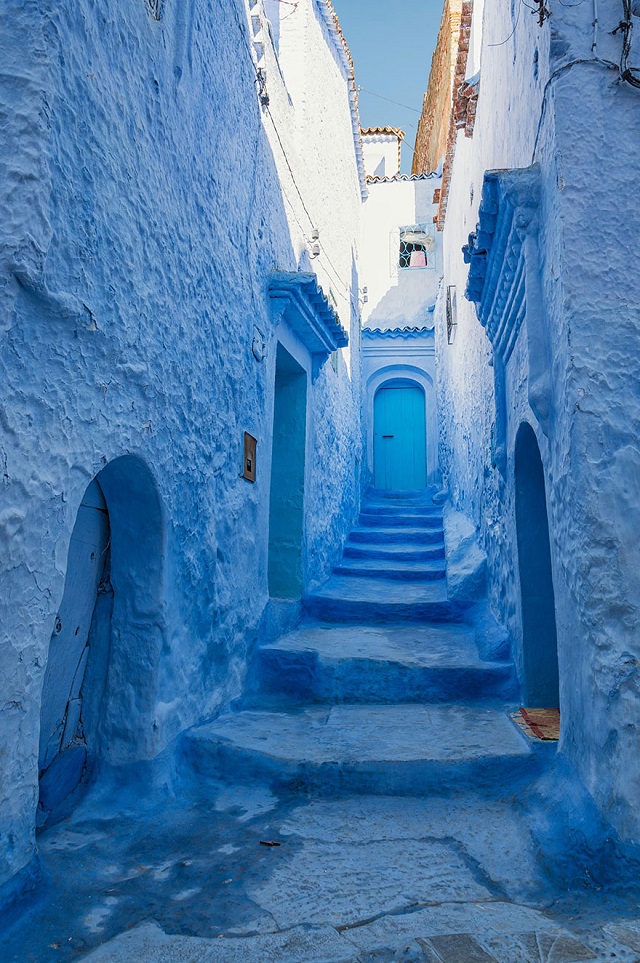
[409,250,427,268]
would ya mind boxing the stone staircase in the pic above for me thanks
[185,492,540,798]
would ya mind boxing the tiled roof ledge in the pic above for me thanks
[268,272,349,378]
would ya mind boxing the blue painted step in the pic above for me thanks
[333,558,446,581]
[360,504,443,518]
[349,527,444,545]
[359,513,443,529]
[343,541,445,562]
[304,575,461,624]
[184,704,536,797]
[250,623,517,706]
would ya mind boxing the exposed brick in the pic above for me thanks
[411,0,464,177]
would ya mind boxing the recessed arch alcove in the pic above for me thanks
[514,422,560,708]
[38,454,165,825]
[268,343,308,599]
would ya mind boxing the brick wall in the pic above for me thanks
[411,0,463,176]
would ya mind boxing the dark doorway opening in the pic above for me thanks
[515,422,560,708]
[268,344,307,599]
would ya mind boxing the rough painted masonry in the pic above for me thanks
[0,0,362,905]
[431,0,640,841]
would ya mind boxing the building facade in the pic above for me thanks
[0,0,364,906]
[415,0,640,841]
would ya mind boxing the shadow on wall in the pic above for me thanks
[515,423,560,709]
[38,455,165,828]
[268,344,308,599]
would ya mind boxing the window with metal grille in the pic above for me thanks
[398,224,435,270]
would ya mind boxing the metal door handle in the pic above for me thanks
[382,434,394,438]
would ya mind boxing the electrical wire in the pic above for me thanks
[487,1,521,46]
[615,0,640,89]
[531,57,619,162]
[357,87,422,113]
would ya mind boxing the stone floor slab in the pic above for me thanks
[247,838,492,929]
[84,920,356,962]
[278,796,543,902]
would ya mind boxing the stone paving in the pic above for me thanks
[3,492,640,962]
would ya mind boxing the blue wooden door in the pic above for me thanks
[374,384,427,490]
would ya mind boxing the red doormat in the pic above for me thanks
[518,707,560,741]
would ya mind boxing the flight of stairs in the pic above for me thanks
[185,492,541,798]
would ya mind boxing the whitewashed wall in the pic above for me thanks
[361,177,442,330]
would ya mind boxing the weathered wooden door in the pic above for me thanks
[374,383,427,490]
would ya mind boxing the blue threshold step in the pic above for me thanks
[304,575,460,623]
[184,704,534,796]
[250,622,517,705]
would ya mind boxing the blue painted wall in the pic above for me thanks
[0,0,362,903]
[436,0,640,840]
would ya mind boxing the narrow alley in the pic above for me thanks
[3,0,640,960]
[4,492,640,961]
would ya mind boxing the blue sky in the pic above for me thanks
[332,0,445,172]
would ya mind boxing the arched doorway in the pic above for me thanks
[38,455,164,824]
[373,379,427,490]
[515,422,559,708]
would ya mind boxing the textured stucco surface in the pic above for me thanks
[436,0,640,839]
[0,0,362,900]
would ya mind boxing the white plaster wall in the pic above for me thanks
[362,136,400,179]
[438,0,640,840]
[361,178,442,329]
[262,0,363,374]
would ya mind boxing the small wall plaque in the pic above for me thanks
[446,285,457,345]
[243,432,257,482]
